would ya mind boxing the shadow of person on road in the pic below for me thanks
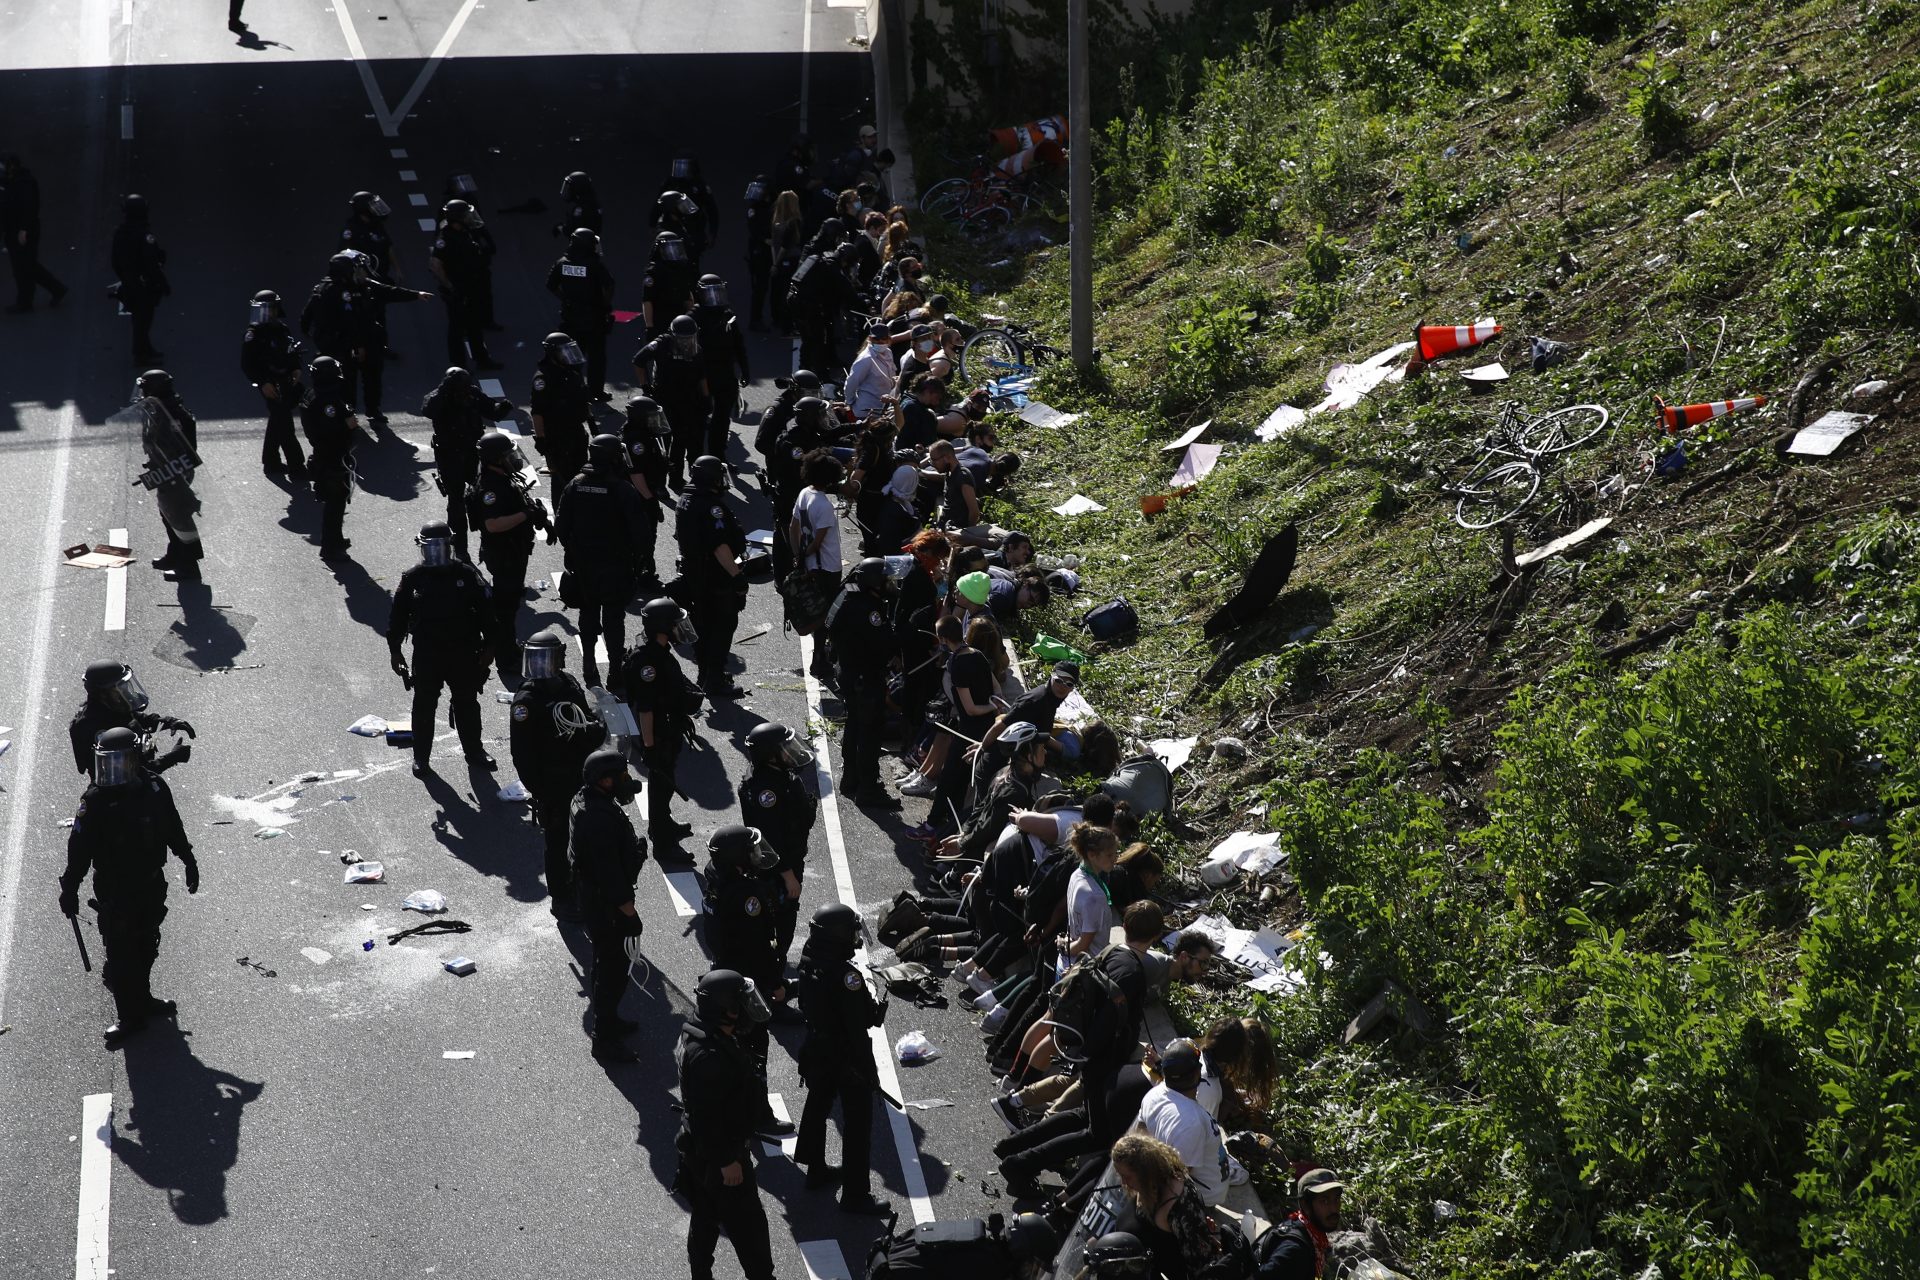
[115,1025,265,1226]
[419,766,546,902]
[322,552,393,636]
[594,960,693,1194]
[351,427,432,502]
[158,579,250,672]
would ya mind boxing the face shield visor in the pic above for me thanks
[250,299,276,325]
[670,614,699,647]
[744,180,769,203]
[698,281,728,308]
[742,827,779,872]
[660,238,687,263]
[741,977,772,1025]
[366,195,391,218]
[418,534,451,567]
[93,738,140,787]
[677,193,699,217]
[97,667,150,716]
[521,641,562,681]
[671,157,694,180]
[554,340,586,368]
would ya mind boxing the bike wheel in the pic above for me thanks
[961,329,1027,384]
[1453,460,1540,529]
[1516,404,1609,456]
[919,178,973,221]
[963,203,1013,238]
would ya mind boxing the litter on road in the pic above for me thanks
[346,715,388,737]
[895,1031,940,1064]
[444,957,478,976]
[496,780,532,801]
[402,889,449,913]
[443,1050,476,1060]
[344,861,386,884]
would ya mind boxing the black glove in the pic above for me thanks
[156,743,192,771]
[58,885,79,918]
[182,856,200,894]
[390,653,412,688]
[163,716,197,739]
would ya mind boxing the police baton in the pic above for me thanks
[69,914,92,972]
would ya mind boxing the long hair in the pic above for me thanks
[1110,1133,1186,1211]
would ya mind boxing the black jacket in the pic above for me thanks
[61,774,193,911]
[387,560,491,662]
[509,675,604,798]
[797,936,882,1083]
[737,764,816,873]
[676,1018,760,1175]
[568,786,647,919]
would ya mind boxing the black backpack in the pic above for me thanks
[1046,945,1135,1065]
[1022,847,1079,930]
[786,253,824,312]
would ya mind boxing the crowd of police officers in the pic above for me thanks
[55,149,936,1280]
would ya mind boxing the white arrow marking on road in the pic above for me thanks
[75,1092,113,1280]
[388,0,482,127]
[330,0,480,137]
[799,1239,852,1280]
[799,633,936,1224]
[103,528,128,631]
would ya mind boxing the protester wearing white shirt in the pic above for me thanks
[842,323,898,417]
[789,455,845,575]
[1135,1040,1241,1207]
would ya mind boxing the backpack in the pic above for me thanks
[872,960,947,1009]
[1252,1219,1314,1267]
[1021,847,1079,930]
[1081,597,1139,643]
[864,1219,1004,1280]
[1045,945,1135,1064]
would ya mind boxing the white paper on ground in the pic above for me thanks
[1171,443,1224,487]
[1787,410,1873,457]
[1308,340,1417,416]
[443,1050,476,1059]
[1051,494,1105,517]
[1161,420,1211,452]
[1255,403,1307,442]
[1204,830,1286,878]
[1460,361,1509,384]
[1149,736,1199,773]
[346,715,388,736]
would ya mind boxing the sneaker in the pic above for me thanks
[898,773,937,797]
[990,1093,1027,1134]
[981,1004,1010,1033]
[966,972,996,997]
[953,959,977,983]
[972,989,1000,1012]
[904,822,938,842]
[894,927,931,960]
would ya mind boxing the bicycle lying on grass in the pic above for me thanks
[958,318,1067,385]
[1443,402,1610,529]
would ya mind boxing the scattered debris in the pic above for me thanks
[1849,379,1889,400]
[1162,420,1211,452]
[402,889,449,914]
[236,956,277,977]
[62,544,135,569]
[895,1031,940,1064]
[1051,494,1105,517]
[1342,980,1436,1044]
[1200,831,1285,888]
[443,956,478,976]
[443,1050,476,1059]
[1657,394,1766,432]
[1202,523,1299,639]
[1787,410,1872,458]
[902,1098,955,1111]
[346,715,388,737]
[1149,736,1199,773]
[1171,443,1224,487]
[496,780,532,802]
[1530,337,1569,373]
[1211,737,1249,763]
[300,947,332,966]
[1255,403,1307,442]
[1514,518,1614,568]
[254,828,285,840]
[344,861,386,883]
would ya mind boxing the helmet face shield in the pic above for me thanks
[250,300,273,325]
[660,238,687,263]
[369,195,391,218]
[556,340,586,368]
[671,157,693,180]
[521,641,561,681]
[745,828,779,872]
[672,614,698,647]
[744,181,769,203]
[418,535,451,567]
[775,733,815,772]
[742,977,772,1025]
[102,667,150,716]
[672,333,699,360]
[699,281,728,308]
[93,739,138,787]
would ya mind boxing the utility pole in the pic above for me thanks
[1068,0,1093,373]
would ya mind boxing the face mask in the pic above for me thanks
[916,341,936,357]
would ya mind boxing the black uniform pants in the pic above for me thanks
[546,428,588,509]
[774,864,803,963]
[705,384,738,460]
[128,297,159,361]
[685,1165,775,1280]
[99,899,167,1026]
[348,348,388,417]
[839,677,886,794]
[998,1056,1144,1181]
[155,483,203,565]
[795,1063,875,1196]
[260,381,304,470]
[411,650,486,765]
[746,255,770,326]
[688,584,744,686]
[666,412,703,486]
[643,741,683,846]
[576,595,628,689]
[797,309,837,375]
[8,232,64,306]
[584,915,630,1037]
[575,329,609,397]
[443,293,492,365]
[481,541,530,655]
[315,474,350,552]
[433,446,477,550]
[536,787,573,901]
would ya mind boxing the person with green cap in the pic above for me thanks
[955,569,993,609]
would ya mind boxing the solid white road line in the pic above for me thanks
[797,634,936,1223]
[103,528,128,632]
[118,105,132,140]
[416,217,437,232]
[0,402,77,1025]
[388,0,483,125]
[80,0,110,66]
[799,0,815,130]
[661,870,704,918]
[330,0,399,136]
[799,1238,853,1280]
[409,193,429,207]
[762,1092,798,1159]
[75,1092,113,1280]
[398,169,418,182]
[120,0,131,25]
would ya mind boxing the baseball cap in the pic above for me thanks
[1297,1168,1346,1198]
[1158,1038,1201,1087]
[1051,661,1081,685]
[868,321,892,339]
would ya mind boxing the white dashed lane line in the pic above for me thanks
[103,527,128,632]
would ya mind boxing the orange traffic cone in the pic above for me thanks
[989,115,1069,155]
[1655,395,1767,433]
[1414,319,1502,361]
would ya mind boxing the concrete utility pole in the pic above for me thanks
[1068,0,1093,373]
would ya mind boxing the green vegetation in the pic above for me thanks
[906,0,1920,1273]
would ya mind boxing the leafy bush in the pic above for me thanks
[1162,292,1260,410]
[1629,54,1689,155]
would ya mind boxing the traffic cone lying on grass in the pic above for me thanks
[1414,319,1502,361]
[1655,394,1768,433]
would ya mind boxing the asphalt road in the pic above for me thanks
[0,5,1025,1277]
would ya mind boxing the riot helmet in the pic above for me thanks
[625,395,669,442]
[441,198,473,226]
[696,274,728,309]
[809,901,861,948]
[568,227,601,258]
[522,626,567,681]
[833,242,860,268]
[477,430,525,470]
[84,660,149,715]
[744,175,770,204]
[640,597,696,646]
[694,968,771,1026]
[582,747,637,803]
[670,155,696,181]
[655,231,687,263]
[249,289,283,325]
[416,522,453,567]
[560,171,594,201]
[326,251,359,284]
[93,727,142,788]
[439,365,476,393]
[794,396,831,431]
[1006,1214,1060,1264]
[669,313,700,359]
[543,331,586,368]
[708,824,778,873]
[350,191,390,218]
[309,354,344,383]
[790,368,822,393]
[746,722,814,771]
[122,193,149,222]
[688,454,726,491]
[1084,1233,1152,1279]
[587,433,627,472]
[135,368,173,398]
[853,557,888,595]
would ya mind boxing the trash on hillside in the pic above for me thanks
[1054,688,1099,728]
[1032,633,1088,665]
[1203,523,1299,640]
[347,715,388,737]
[496,780,532,802]
[62,544,135,569]
[1314,342,1415,414]
[1051,494,1105,517]
[1140,494,1170,517]
[1255,403,1307,442]
[1341,980,1435,1044]
[1178,912,1298,984]
[1460,362,1508,391]
[1171,443,1223,488]
[1199,831,1285,889]
[1657,394,1766,433]
[1849,380,1888,400]
[402,889,449,914]
[1080,599,1138,642]
[1162,420,1210,452]
[1149,736,1199,773]
[1515,517,1613,568]
[443,956,477,976]
[1655,442,1688,476]
[1530,337,1570,374]
[1211,737,1249,763]
[343,861,386,883]
[895,1030,940,1064]
[1786,410,1872,458]
[1019,401,1081,430]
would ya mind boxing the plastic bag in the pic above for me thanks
[346,715,388,737]
[343,861,386,884]
[496,780,531,801]
[1031,633,1088,664]
[895,1030,941,1064]
[402,889,448,913]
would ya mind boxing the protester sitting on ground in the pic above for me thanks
[1255,1169,1346,1280]
[1111,1133,1224,1280]
[973,615,1026,702]
[988,565,1052,622]
[874,888,977,965]
[945,721,1056,854]
[896,373,962,450]
[881,290,922,323]
[911,615,999,820]
[970,661,1080,801]
[1137,1039,1243,1207]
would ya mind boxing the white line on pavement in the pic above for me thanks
[662,870,704,918]
[761,1092,798,1159]
[409,193,429,207]
[329,1,399,136]
[120,0,131,24]
[799,1238,853,1280]
[80,0,110,65]
[798,634,936,1223]
[103,528,128,631]
[388,0,482,125]
[398,169,417,182]
[0,402,76,1025]
[75,1092,113,1280]
[118,105,132,140]
[416,217,437,232]
[799,0,814,130]
[390,148,408,159]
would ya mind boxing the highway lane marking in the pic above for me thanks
[761,1092,797,1159]
[80,0,110,65]
[103,527,128,631]
[0,401,77,1026]
[416,217,437,231]
[120,0,132,24]
[798,633,936,1224]
[388,0,483,127]
[119,105,132,140]
[75,1092,113,1280]
[799,1239,853,1280]
[799,0,815,129]
[398,169,418,182]
[662,870,703,918]
[409,194,429,207]
[391,148,408,159]
[329,1,400,137]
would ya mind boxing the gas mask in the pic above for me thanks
[610,773,638,806]
[742,828,779,872]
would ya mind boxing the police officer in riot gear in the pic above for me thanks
[301,355,357,559]
[69,660,193,780]
[828,558,900,808]
[742,175,773,330]
[752,367,821,473]
[570,747,648,1062]
[674,455,749,697]
[653,154,717,261]
[241,289,305,475]
[555,434,653,691]
[510,628,606,915]
[675,968,778,1280]
[642,229,696,334]
[619,396,671,567]
[622,597,701,854]
[794,902,889,1213]
[633,313,711,489]
[428,199,500,369]
[340,190,398,278]
[110,193,168,364]
[133,366,197,451]
[468,432,552,672]
[421,366,512,561]
[738,723,818,967]
[555,171,602,236]
[693,274,751,460]
[531,331,593,507]
[701,825,785,1003]
[132,377,204,579]
[300,250,431,429]
[546,228,615,401]
[59,727,199,1046]
[387,522,495,776]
